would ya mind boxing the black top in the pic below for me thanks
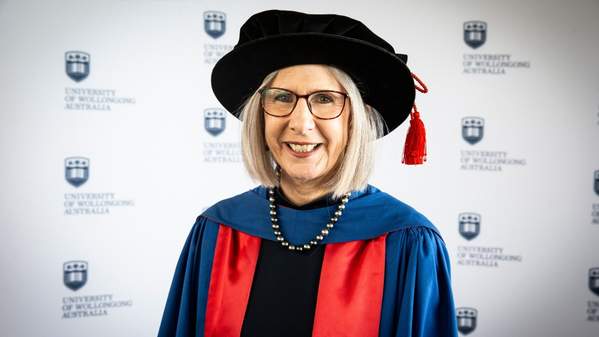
[240,188,337,337]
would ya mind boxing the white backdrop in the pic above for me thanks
[1,0,598,336]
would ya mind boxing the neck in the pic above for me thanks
[279,172,330,207]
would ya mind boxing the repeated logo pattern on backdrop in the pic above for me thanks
[63,51,136,111]
[455,211,523,268]
[62,156,135,215]
[2,3,597,336]
[201,107,242,163]
[588,268,599,321]
[458,212,480,240]
[63,261,88,291]
[203,10,233,64]
[462,20,531,74]
[64,157,89,187]
[457,307,478,335]
[590,268,599,296]
[461,117,484,145]
[204,108,226,136]
[593,170,599,225]
[459,116,527,172]
[201,10,242,164]
[65,51,90,82]
[204,10,226,38]
[463,21,486,49]
[61,261,133,319]
[457,18,533,334]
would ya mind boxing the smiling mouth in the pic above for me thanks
[285,143,322,153]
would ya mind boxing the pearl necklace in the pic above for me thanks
[268,187,351,252]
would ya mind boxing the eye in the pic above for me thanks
[312,93,334,104]
[274,93,293,103]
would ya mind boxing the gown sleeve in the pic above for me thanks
[379,226,458,337]
[157,216,220,337]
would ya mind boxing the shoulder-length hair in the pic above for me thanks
[238,65,386,199]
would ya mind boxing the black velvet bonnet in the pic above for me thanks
[211,9,416,136]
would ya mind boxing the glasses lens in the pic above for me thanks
[308,91,346,119]
[261,88,297,116]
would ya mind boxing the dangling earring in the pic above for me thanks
[275,164,281,181]
[272,162,281,187]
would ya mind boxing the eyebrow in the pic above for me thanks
[267,87,347,95]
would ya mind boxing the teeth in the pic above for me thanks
[288,143,318,153]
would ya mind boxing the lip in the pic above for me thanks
[283,142,322,158]
[283,141,321,145]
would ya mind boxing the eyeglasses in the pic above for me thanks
[259,87,348,120]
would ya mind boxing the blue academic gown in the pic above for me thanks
[158,185,458,337]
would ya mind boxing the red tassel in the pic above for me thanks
[402,105,427,164]
[402,73,428,165]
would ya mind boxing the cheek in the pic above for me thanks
[324,120,349,158]
[264,119,283,151]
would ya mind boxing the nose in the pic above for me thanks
[288,97,315,134]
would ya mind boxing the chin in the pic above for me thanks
[284,168,325,183]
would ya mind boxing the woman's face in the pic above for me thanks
[264,64,350,184]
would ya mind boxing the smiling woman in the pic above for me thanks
[239,64,384,205]
[158,9,458,337]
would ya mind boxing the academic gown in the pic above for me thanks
[157,185,458,337]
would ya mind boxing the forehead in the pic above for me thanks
[270,64,344,93]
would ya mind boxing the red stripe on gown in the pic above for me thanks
[204,225,261,337]
[312,234,387,337]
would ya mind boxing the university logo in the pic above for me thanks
[204,11,226,39]
[594,170,599,196]
[459,212,481,240]
[462,117,484,145]
[65,51,90,82]
[63,261,88,291]
[590,268,599,296]
[457,307,478,335]
[65,157,89,187]
[204,108,226,136]
[463,21,487,49]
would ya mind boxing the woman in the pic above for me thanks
[158,9,457,337]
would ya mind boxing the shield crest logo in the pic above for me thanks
[590,268,599,296]
[204,11,226,39]
[65,51,90,82]
[464,21,487,49]
[462,117,484,145]
[594,170,599,196]
[65,157,89,187]
[63,261,88,291]
[204,108,226,136]
[457,307,478,335]
[459,212,481,240]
